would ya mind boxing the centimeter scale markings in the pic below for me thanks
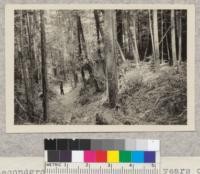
[45,163,160,174]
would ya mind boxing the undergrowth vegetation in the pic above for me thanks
[47,62,187,125]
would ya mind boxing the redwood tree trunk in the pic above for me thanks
[171,10,177,65]
[19,11,34,121]
[128,11,140,66]
[116,10,123,49]
[153,10,160,67]
[178,11,182,65]
[94,10,102,59]
[40,10,48,122]
[104,10,118,108]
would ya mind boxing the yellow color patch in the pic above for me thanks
[107,151,119,163]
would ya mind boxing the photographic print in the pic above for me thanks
[5,4,195,132]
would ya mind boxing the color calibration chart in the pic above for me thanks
[44,139,160,174]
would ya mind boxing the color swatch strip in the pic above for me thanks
[46,150,156,163]
[45,139,160,151]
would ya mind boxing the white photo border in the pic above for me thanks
[5,4,195,133]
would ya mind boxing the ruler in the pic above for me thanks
[45,163,160,174]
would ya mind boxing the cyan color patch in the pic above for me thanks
[131,151,144,163]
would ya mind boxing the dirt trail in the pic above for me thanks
[48,84,80,124]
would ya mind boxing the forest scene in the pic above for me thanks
[14,9,187,125]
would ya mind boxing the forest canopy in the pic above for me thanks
[14,9,187,125]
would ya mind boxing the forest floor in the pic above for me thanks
[47,61,187,125]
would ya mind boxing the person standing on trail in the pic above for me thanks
[60,81,64,95]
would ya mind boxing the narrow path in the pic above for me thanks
[48,84,80,124]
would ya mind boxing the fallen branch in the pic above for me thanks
[15,98,27,113]
[116,40,126,63]
[159,25,172,45]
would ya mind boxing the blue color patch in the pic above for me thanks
[131,151,144,163]
[144,151,156,163]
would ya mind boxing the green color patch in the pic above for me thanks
[119,151,132,163]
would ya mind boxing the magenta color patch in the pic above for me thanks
[84,150,96,162]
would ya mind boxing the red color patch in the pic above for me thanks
[96,150,107,162]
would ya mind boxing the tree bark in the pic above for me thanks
[178,11,182,65]
[76,14,88,60]
[25,11,36,121]
[116,10,123,49]
[148,10,155,62]
[128,11,140,66]
[77,13,82,58]
[40,10,48,122]
[122,11,129,58]
[104,10,118,108]
[18,11,34,122]
[171,10,177,65]
[152,10,160,67]
[94,10,102,59]
[161,10,164,64]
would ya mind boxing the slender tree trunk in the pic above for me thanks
[19,11,34,122]
[161,10,164,64]
[166,34,171,64]
[148,10,155,63]
[153,10,160,67]
[70,14,78,88]
[77,14,88,60]
[94,10,102,59]
[164,19,171,64]
[133,13,140,66]
[18,12,31,119]
[122,11,128,58]
[128,12,140,66]
[178,11,182,65]
[116,10,123,49]
[104,10,118,108]
[40,10,48,122]
[77,14,82,59]
[25,11,36,121]
[171,10,177,65]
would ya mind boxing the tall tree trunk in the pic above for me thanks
[178,11,182,65]
[57,12,67,81]
[70,14,78,88]
[104,10,118,108]
[18,11,31,119]
[133,13,140,65]
[77,13,100,92]
[32,11,39,84]
[40,10,48,122]
[152,10,160,67]
[77,14,82,59]
[26,11,36,121]
[164,18,171,64]
[116,10,123,49]
[171,10,177,66]
[122,11,129,58]
[76,14,88,60]
[128,12,140,66]
[94,10,102,59]
[161,10,164,64]
[166,33,171,64]
[148,10,155,62]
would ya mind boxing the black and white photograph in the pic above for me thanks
[5,4,195,132]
